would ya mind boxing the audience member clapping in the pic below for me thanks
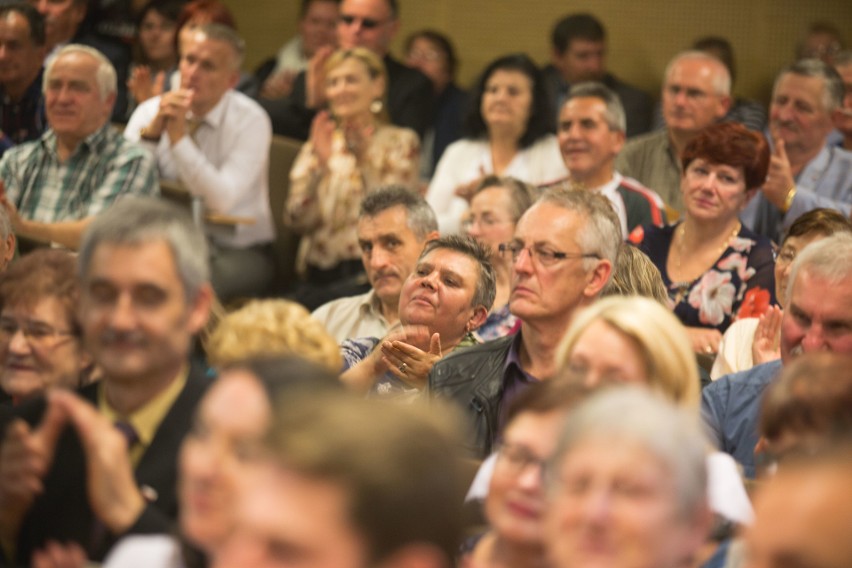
[126,0,182,113]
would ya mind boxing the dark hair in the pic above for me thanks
[761,353,852,448]
[505,379,591,425]
[175,0,236,54]
[796,21,845,60]
[404,29,458,78]
[681,122,770,191]
[420,234,496,312]
[299,0,340,18]
[464,53,553,148]
[137,0,184,27]
[0,249,81,335]
[693,36,736,85]
[551,13,605,55]
[359,185,438,240]
[0,2,46,47]
[471,175,537,222]
[782,208,852,245]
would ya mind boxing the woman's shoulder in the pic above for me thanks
[374,124,420,144]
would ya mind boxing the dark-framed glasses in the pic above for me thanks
[498,241,599,267]
[0,317,75,346]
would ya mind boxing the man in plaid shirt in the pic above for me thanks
[0,44,157,250]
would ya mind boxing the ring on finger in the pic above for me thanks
[399,362,407,373]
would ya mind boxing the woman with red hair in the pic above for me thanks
[632,122,776,356]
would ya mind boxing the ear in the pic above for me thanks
[583,259,613,299]
[371,74,386,101]
[423,230,440,243]
[3,233,15,266]
[186,282,213,335]
[102,91,117,117]
[716,94,732,118]
[466,305,489,333]
[610,129,626,155]
[831,107,846,129]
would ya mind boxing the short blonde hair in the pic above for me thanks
[602,244,668,304]
[207,299,341,371]
[556,296,700,408]
[324,47,388,122]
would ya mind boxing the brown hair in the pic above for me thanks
[681,122,770,191]
[782,207,852,245]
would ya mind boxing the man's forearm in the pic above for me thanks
[16,217,92,251]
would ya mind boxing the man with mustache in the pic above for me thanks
[0,197,214,563]
[743,60,852,243]
[312,185,439,343]
[702,233,852,478]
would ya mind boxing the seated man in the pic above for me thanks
[0,197,214,563]
[125,23,275,301]
[429,188,620,458]
[215,393,467,568]
[702,234,852,478]
[340,234,494,398]
[543,13,653,138]
[312,186,439,343]
[0,44,157,250]
[742,59,852,242]
[557,81,664,236]
[615,51,730,213]
[0,3,48,156]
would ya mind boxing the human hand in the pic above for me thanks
[305,46,333,109]
[752,305,782,365]
[128,67,166,105]
[686,326,723,356]
[31,540,87,568]
[50,390,145,534]
[453,167,488,203]
[0,191,22,233]
[260,70,295,100]
[763,131,796,210]
[380,328,443,390]
[342,118,375,161]
[159,89,194,145]
[309,110,336,164]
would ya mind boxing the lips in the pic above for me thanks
[409,294,435,308]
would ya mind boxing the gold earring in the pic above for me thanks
[370,99,383,114]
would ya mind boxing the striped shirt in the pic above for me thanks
[0,124,158,222]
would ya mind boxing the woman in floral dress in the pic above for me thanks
[632,122,776,356]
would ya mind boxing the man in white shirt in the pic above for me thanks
[312,186,438,343]
[125,23,274,301]
[558,81,664,237]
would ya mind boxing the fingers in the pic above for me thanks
[429,333,442,357]
[49,391,108,451]
[32,541,87,568]
[152,71,166,97]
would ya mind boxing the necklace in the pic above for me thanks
[671,221,740,302]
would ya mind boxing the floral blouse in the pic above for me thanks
[633,223,777,332]
[286,124,420,274]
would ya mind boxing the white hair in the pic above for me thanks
[43,44,117,101]
[664,50,731,96]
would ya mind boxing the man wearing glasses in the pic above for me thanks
[260,0,433,140]
[428,187,620,458]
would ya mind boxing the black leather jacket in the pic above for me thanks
[427,335,515,459]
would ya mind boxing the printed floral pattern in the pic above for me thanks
[635,223,777,333]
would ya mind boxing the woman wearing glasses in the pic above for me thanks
[0,250,93,406]
[427,53,567,233]
[632,122,776,356]
[463,176,537,341]
[287,47,419,305]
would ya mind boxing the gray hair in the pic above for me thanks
[78,197,210,301]
[194,22,245,69]
[471,176,538,222]
[547,387,709,518]
[786,233,852,306]
[419,235,496,312]
[774,58,845,112]
[664,50,731,97]
[538,184,622,271]
[44,44,117,100]
[359,186,438,241]
[565,81,627,132]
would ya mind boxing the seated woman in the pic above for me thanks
[712,208,852,378]
[463,176,537,340]
[427,53,567,233]
[0,250,93,407]
[632,121,776,355]
[125,0,182,117]
[287,47,420,307]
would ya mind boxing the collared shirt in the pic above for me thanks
[311,289,391,343]
[615,129,683,213]
[0,69,46,153]
[125,89,275,248]
[98,367,189,467]
[0,124,158,223]
[497,332,540,433]
[594,172,665,237]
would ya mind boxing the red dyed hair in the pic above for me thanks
[681,122,770,191]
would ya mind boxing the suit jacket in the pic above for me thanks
[10,366,213,565]
[260,54,434,140]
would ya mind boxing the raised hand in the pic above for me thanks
[381,331,442,391]
[763,131,796,210]
[752,305,783,365]
[309,110,336,164]
[305,46,334,109]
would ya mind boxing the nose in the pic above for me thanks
[7,328,32,355]
[801,323,828,352]
[466,218,482,239]
[108,294,138,331]
[512,246,534,275]
[516,461,544,491]
[418,270,438,290]
[369,246,390,271]
[583,369,602,389]
[581,486,612,524]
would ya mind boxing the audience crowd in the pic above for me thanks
[0,1,851,567]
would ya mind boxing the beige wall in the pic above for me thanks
[225,0,851,105]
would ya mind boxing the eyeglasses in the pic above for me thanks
[461,215,513,231]
[496,442,547,477]
[776,246,797,266]
[339,14,386,29]
[0,318,75,346]
[498,241,599,267]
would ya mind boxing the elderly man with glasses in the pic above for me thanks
[428,187,621,458]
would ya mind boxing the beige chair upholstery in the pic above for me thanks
[267,135,304,292]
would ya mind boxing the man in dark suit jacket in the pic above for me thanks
[0,197,214,564]
[259,0,433,140]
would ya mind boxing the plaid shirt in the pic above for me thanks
[0,123,158,222]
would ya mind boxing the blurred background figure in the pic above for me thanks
[287,47,419,309]
[125,0,182,117]
[404,29,467,179]
[255,0,339,101]
[427,53,566,234]
[795,21,845,65]
[462,176,536,340]
[832,50,852,152]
